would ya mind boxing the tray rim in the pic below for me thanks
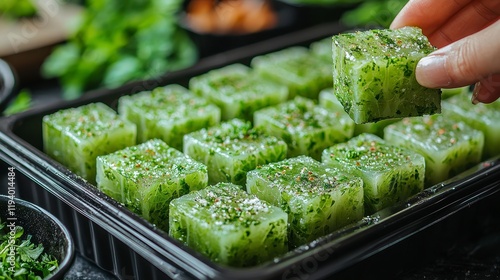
[1,21,500,279]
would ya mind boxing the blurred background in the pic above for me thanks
[0,0,407,115]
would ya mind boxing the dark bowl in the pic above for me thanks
[0,195,74,279]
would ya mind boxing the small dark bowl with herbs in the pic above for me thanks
[0,195,74,279]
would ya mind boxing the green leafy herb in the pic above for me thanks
[0,221,59,279]
[3,89,32,116]
[42,0,197,99]
[0,0,37,19]
[341,0,407,28]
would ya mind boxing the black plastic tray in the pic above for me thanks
[1,22,500,280]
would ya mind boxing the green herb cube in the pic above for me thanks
[183,119,287,186]
[322,133,425,214]
[443,93,500,160]
[189,64,288,121]
[42,102,136,184]
[118,84,220,150]
[310,36,333,61]
[384,115,484,186]
[251,46,332,99]
[319,88,397,137]
[247,156,364,247]
[169,183,288,267]
[254,96,354,160]
[441,86,470,99]
[96,139,208,231]
[332,27,441,123]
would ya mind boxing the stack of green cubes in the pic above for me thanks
[41,25,491,268]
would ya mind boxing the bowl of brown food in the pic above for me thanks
[180,0,298,57]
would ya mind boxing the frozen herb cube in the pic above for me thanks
[254,97,354,160]
[310,36,333,61]
[441,86,470,99]
[322,133,425,214]
[96,139,208,231]
[319,88,396,137]
[384,115,484,186]
[42,102,136,184]
[247,156,364,247]
[189,64,288,121]
[332,27,441,123]
[169,183,288,267]
[443,93,500,159]
[118,84,220,150]
[183,119,287,186]
[251,46,332,99]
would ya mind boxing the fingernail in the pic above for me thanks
[416,55,452,88]
[471,82,481,105]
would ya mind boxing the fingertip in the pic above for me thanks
[389,4,410,29]
[471,79,500,104]
[415,55,452,88]
[390,16,403,29]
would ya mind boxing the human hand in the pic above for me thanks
[391,0,500,104]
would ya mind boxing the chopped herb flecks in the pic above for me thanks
[0,221,59,279]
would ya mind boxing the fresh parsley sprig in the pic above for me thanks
[0,221,59,280]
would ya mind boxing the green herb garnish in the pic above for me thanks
[341,0,407,28]
[0,221,59,279]
[42,0,197,99]
[0,0,37,19]
[3,89,32,116]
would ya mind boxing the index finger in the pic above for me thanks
[390,0,473,35]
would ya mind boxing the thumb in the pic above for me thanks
[415,21,500,89]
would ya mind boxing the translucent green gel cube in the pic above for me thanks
[322,133,425,214]
[42,102,136,184]
[319,88,397,137]
[332,27,441,123]
[443,92,500,159]
[189,64,288,121]
[247,156,364,247]
[169,183,288,267]
[384,115,484,186]
[118,84,220,150]
[254,96,354,160]
[183,119,287,186]
[96,139,208,231]
[251,46,332,99]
